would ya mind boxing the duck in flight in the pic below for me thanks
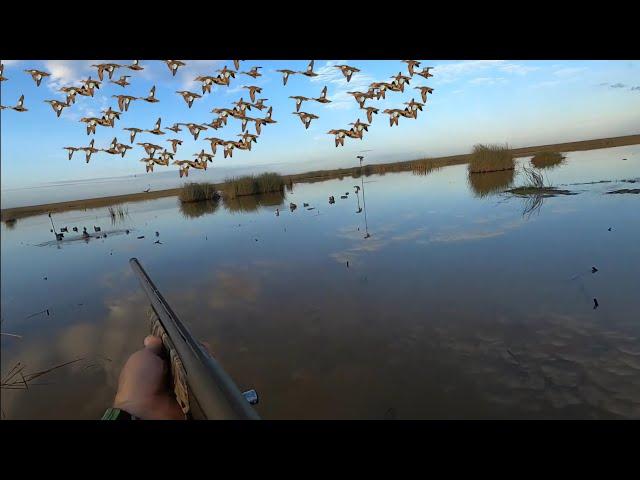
[414,66,434,79]
[276,69,297,85]
[145,117,164,135]
[123,127,144,144]
[289,95,311,112]
[165,60,186,77]
[44,99,70,117]
[127,60,144,71]
[142,85,160,103]
[24,69,51,86]
[300,60,318,77]
[243,85,263,103]
[112,94,139,112]
[63,146,80,160]
[176,90,201,108]
[414,86,434,103]
[293,111,319,129]
[361,106,379,124]
[110,75,131,87]
[335,64,360,82]
[241,66,262,78]
[167,138,183,153]
[92,63,122,81]
[402,60,421,76]
[313,86,331,104]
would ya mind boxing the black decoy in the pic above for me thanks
[303,203,309,207]
[608,227,612,231]
[591,266,598,273]
[155,231,159,237]
[72,227,78,232]
[94,226,101,232]
[55,233,64,241]
[60,227,68,232]
[290,203,297,211]
[593,298,599,309]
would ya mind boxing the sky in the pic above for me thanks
[1,59,639,197]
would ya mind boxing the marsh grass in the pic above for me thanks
[1,358,85,390]
[179,182,221,203]
[468,144,515,174]
[107,205,129,225]
[530,151,566,169]
[220,173,285,199]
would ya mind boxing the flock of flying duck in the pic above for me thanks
[0,60,434,176]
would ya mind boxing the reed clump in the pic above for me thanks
[107,205,129,224]
[220,173,285,199]
[179,182,221,203]
[468,144,515,174]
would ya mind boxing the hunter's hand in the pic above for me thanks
[113,335,185,420]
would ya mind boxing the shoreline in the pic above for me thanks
[2,133,639,221]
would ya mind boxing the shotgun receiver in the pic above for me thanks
[129,257,260,420]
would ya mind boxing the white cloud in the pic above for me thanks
[554,67,587,77]
[433,60,539,84]
[469,77,507,86]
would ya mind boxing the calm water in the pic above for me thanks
[1,145,639,419]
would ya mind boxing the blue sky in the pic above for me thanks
[1,59,639,192]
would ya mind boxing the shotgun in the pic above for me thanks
[129,257,260,420]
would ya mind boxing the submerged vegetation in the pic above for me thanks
[179,182,221,203]
[530,151,566,169]
[220,173,285,199]
[507,166,576,218]
[107,205,129,225]
[468,144,515,174]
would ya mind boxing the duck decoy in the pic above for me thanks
[56,233,64,241]
[593,298,599,309]
[592,266,598,273]
[303,203,309,207]
[94,226,101,232]
[60,227,68,232]
[329,196,335,204]
[340,195,348,199]
[72,227,78,232]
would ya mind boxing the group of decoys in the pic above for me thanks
[1,59,435,175]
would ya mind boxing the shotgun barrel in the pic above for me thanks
[129,257,260,420]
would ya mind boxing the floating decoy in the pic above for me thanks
[72,227,78,232]
[340,195,348,199]
[593,298,599,309]
[25,69,51,86]
[592,266,598,273]
[165,60,186,76]
[303,203,309,207]
[290,202,297,211]
[60,227,68,232]
[354,185,361,192]
[94,226,101,232]
[329,196,335,204]
[56,233,64,241]
[276,69,297,85]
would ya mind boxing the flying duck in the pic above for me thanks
[414,86,434,103]
[167,138,183,153]
[243,85,262,103]
[335,65,360,82]
[293,111,319,129]
[44,99,69,117]
[24,69,51,86]
[92,63,122,81]
[241,66,262,78]
[361,106,379,123]
[414,67,434,79]
[112,94,138,112]
[137,142,164,157]
[179,122,208,140]
[110,75,131,87]
[176,90,201,108]
[402,60,421,76]
[127,60,144,71]
[276,69,297,85]
[289,95,310,112]
[63,146,79,160]
[165,60,186,77]
[145,117,164,135]
[314,86,331,104]
[143,85,160,103]
[300,60,318,77]
[123,127,143,143]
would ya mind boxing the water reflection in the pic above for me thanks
[222,191,286,213]
[4,218,17,229]
[179,199,221,219]
[2,145,640,419]
[468,169,515,198]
